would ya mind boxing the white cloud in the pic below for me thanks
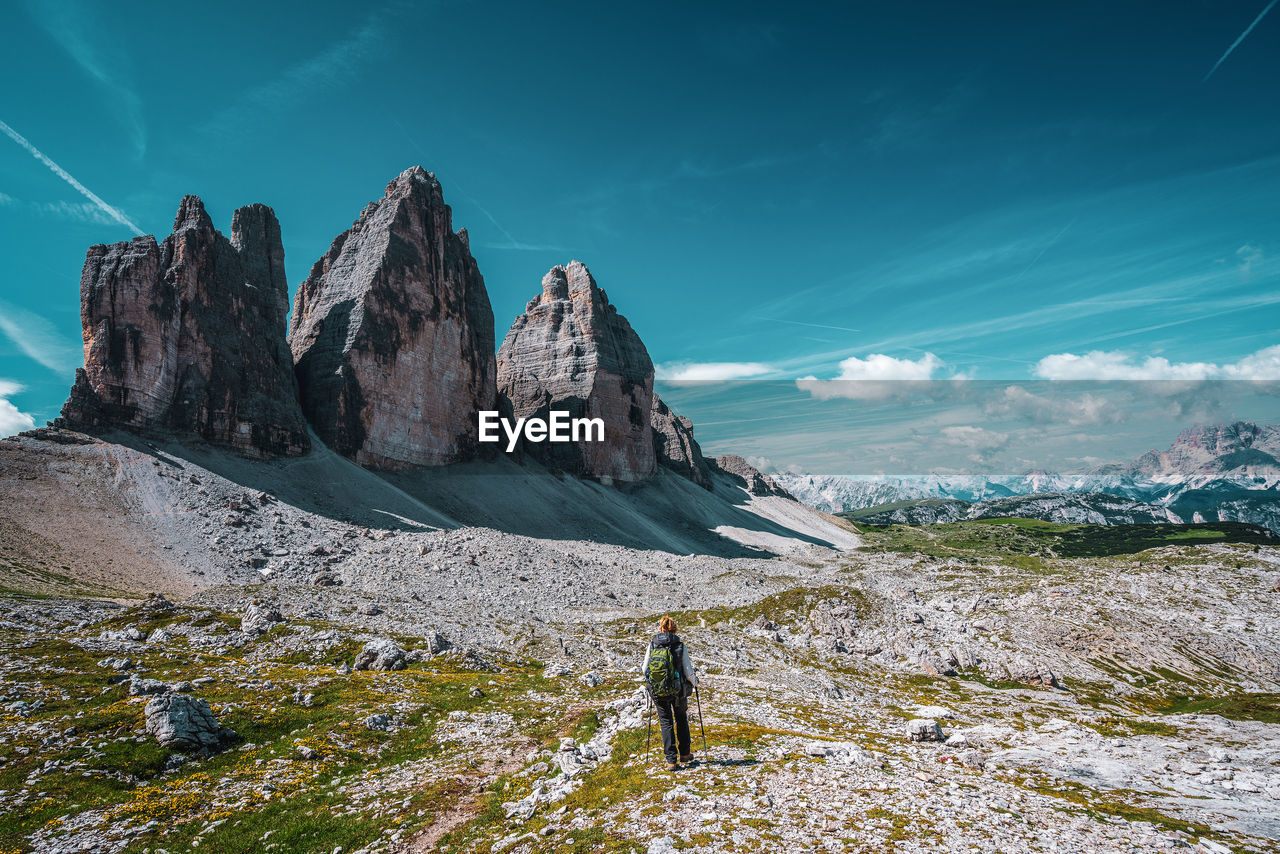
[0,380,36,437]
[983,385,1124,426]
[1223,345,1280,379]
[34,199,119,224]
[655,361,772,382]
[1034,345,1280,380]
[1237,243,1263,277]
[0,300,80,374]
[939,425,1010,452]
[828,352,943,381]
[0,193,127,226]
[200,11,389,142]
[795,352,947,400]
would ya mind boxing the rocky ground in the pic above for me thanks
[2,521,1278,854]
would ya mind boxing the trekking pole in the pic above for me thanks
[694,685,708,758]
[645,692,653,756]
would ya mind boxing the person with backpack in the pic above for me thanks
[643,615,699,770]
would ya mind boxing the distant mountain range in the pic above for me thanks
[839,492,1179,526]
[774,421,1280,532]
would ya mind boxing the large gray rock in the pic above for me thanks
[651,395,712,489]
[290,166,498,469]
[58,197,308,458]
[353,638,406,672]
[497,261,656,483]
[906,718,945,743]
[240,601,284,636]
[144,693,233,751]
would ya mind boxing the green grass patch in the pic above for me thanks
[850,517,1275,563]
[1149,692,1280,723]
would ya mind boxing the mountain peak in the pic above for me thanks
[387,165,439,194]
[173,194,213,232]
[498,261,655,482]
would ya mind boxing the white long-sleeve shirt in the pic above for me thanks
[642,640,698,688]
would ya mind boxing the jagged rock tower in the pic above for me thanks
[651,394,713,489]
[496,260,657,483]
[58,197,309,457]
[289,167,498,469]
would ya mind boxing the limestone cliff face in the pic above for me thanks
[651,394,712,489]
[59,196,308,457]
[496,261,656,482]
[289,167,498,469]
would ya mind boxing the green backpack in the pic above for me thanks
[645,637,684,698]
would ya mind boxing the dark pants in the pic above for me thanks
[651,692,691,763]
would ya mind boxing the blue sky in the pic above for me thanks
[2,0,1279,463]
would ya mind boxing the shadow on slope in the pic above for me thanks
[379,457,859,557]
[134,429,457,532]
[67,430,858,558]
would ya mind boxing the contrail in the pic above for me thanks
[1010,217,1076,284]
[0,119,143,234]
[1204,0,1279,82]
[755,317,862,334]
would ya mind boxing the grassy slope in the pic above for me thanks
[845,516,1275,561]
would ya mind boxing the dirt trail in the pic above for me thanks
[406,739,536,852]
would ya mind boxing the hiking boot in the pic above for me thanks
[666,762,679,771]
[679,754,694,764]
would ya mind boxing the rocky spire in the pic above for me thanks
[289,167,498,468]
[714,455,794,499]
[651,394,713,489]
[58,196,309,458]
[496,260,656,483]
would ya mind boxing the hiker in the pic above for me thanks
[643,615,698,770]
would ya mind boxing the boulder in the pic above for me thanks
[240,601,284,636]
[129,675,171,696]
[139,593,175,615]
[651,394,712,488]
[647,837,678,854]
[425,630,450,654]
[1005,660,1062,689]
[496,261,656,482]
[914,705,955,720]
[144,693,233,752]
[363,713,393,731]
[712,455,793,498]
[58,197,308,458]
[906,718,945,742]
[543,662,573,678]
[353,638,406,672]
[290,166,497,468]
